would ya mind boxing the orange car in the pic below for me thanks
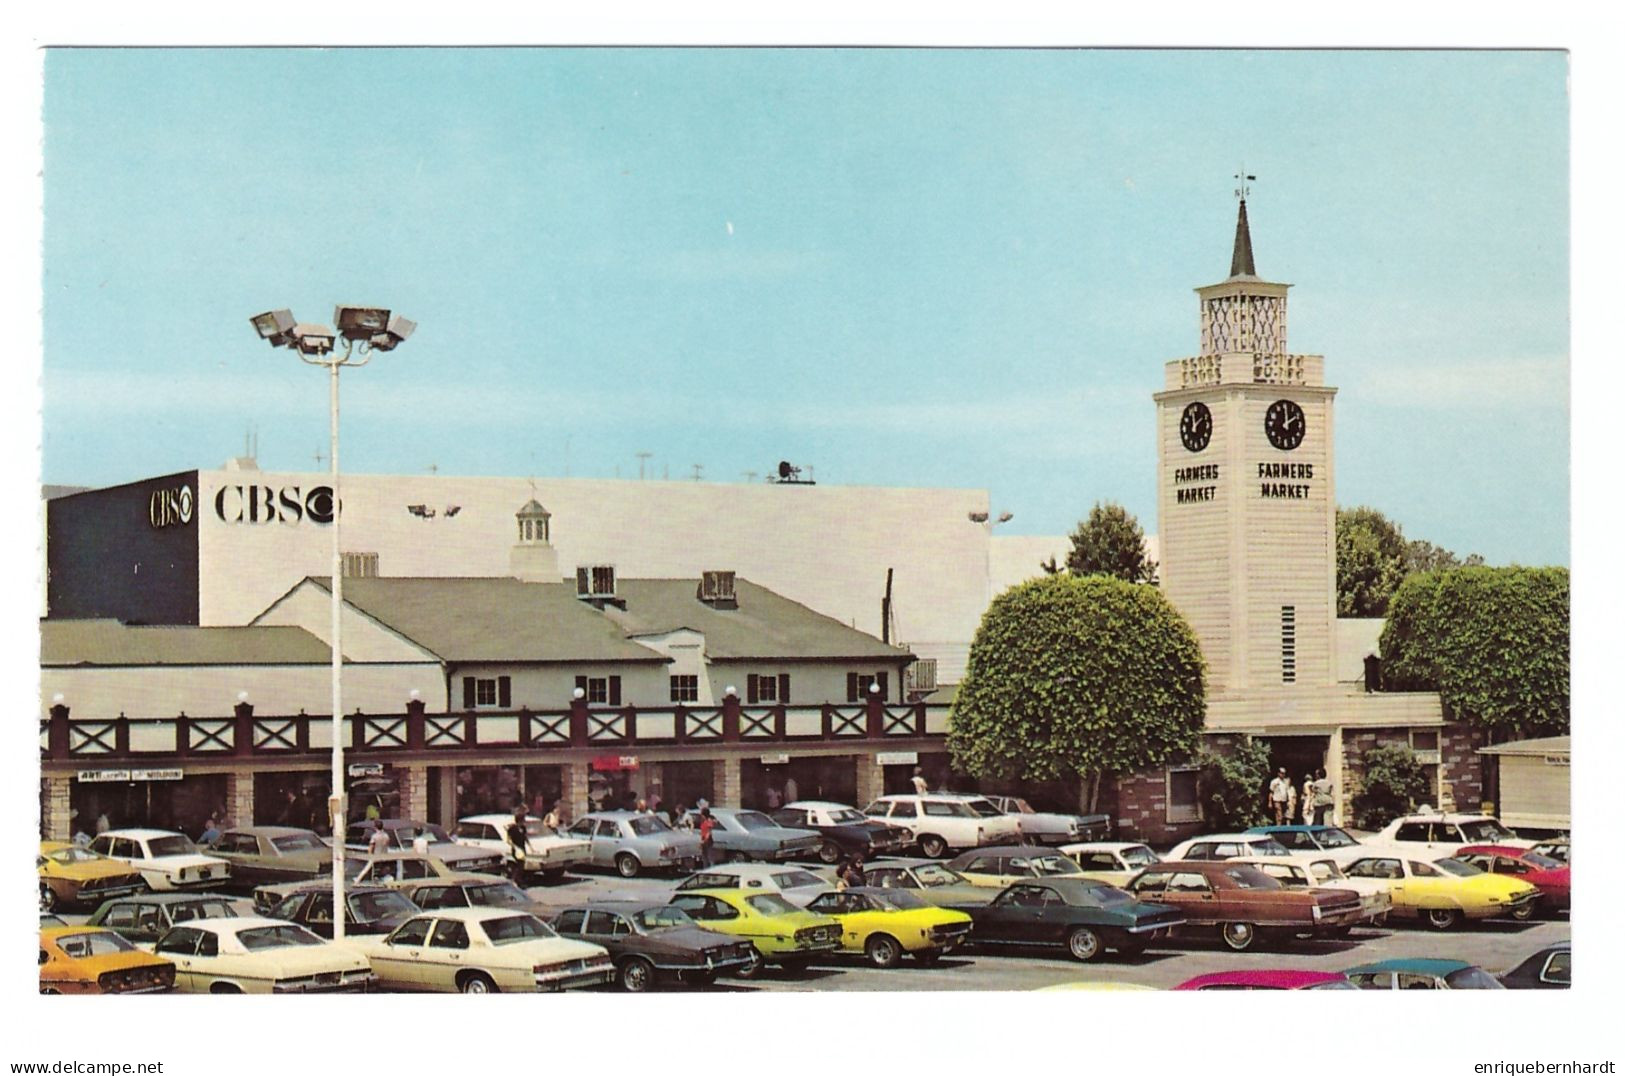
[40,925,174,994]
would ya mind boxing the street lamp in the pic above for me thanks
[249,304,414,939]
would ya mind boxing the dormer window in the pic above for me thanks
[697,570,737,606]
[577,565,617,597]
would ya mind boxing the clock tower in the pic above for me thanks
[1154,196,1338,697]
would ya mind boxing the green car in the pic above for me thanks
[666,888,842,977]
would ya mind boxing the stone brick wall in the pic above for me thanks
[561,761,590,826]
[1441,722,1487,813]
[711,757,740,809]
[854,753,884,809]
[1105,733,1251,847]
[43,775,72,843]
[401,763,429,823]
[1339,727,1416,822]
[224,772,255,830]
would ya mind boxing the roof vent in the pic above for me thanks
[575,565,624,608]
[697,570,737,607]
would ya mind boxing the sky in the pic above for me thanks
[39,47,1569,566]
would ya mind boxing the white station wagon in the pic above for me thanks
[861,794,1020,857]
[90,828,231,892]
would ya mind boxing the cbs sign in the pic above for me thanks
[213,484,338,525]
[147,485,195,530]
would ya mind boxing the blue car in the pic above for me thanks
[1344,958,1504,990]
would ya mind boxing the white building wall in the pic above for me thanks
[40,662,444,721]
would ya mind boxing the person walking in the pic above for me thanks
[542,800,562,831]
[698,808,718,867]
[1312,768,1335,825]
[505,806,530,886]
[783,776,799,804]
[764,784,782,810]
[1268,768,1292,825]
[1299,773,1315,826]
[838,852,867,889]
[911,767,929,795]
[367,819,391,855]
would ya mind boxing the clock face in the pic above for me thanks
[1179,402,1212,453]
[1264,399,1307,450]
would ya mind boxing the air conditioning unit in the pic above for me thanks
[697,570,736,603]
[904,659,938,695]
[576,565,617,598]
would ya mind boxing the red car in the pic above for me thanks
[1126,860,1364,952]
[1455,845,1570,915]
[1174,969,1356,990]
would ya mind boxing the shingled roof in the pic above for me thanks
[41,619,332,666]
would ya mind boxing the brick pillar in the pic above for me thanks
[712,756,741,807]
[561,760,590,826]
[43,774,73,842]
[224,771,255,829]
[855,752,884,808]
[401,763,429,822]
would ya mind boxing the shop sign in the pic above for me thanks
[758,753,790,765]
[592,754,639,772]
[130,768,184,781]
[1544,755,1570,767]
[213,484,337,525]
[77,769,131,783]
[876,751,918,766]
[348,763,385,778]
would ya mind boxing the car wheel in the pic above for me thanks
[209,982,243,994]
[1220,922,1257,952]
[818,840,843,865]
[1510,902,1536,922]
[615,853,642,879]
[619,957,655,993]
[919,835,947,858]
[458,972,498,994]
[39,883,57,913]
[1066,926,1103,963]
[865,934,903,969]
[733,947,764,979]
[1426,907,1461,932]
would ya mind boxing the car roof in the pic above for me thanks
[193,916,296,934]
[98,828,184,840]
[783,801,856,811]
[862,858,950,871]
[953,845,1070,858]
[1177,833,1275,843]
[1059,841,1152,853]
[456,814,537,824]
[557,900,668,915]
[998,876,1111,893]
[1179,970,1349,989]
[406,906,542,923]
[1344,958,1475,975]
[1457,844,1537,857]
[1389,813,1498,824]
[224,825,318,838]
[1247,825,1342,834]
[98,892,234,906]
[583,810,645,819]
[685,863,814,879]
[278,882,398,897]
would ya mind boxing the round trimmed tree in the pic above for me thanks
[948,573,1206,811]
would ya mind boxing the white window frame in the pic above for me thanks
[1165,766,1203,824]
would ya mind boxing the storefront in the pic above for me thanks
[426,763,564,824]
[253,771,330,830]
[70,769,226,840]
[643,760,713,816]
[743,754,856,809]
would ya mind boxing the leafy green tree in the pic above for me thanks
[1379,566,1569,738]
[1046,502,1157,583]
[1336,507,1409,617]
[1351,744,1432,829]
[948,573,1205,812]
[1404,539,1485,575]
[1195,737,1271,830]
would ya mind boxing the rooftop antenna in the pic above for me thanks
[690,463,703,482]
[426,463,438,475]
[742,471,758,483]
[312,447,326,468]
[1234,165,1255,201]
[635,451,652,480]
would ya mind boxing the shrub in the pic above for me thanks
[1195,737,1271,831]
[1351,744,1432,830]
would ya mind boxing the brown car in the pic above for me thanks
[1126,860,1363,952]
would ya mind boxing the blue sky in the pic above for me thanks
[40,48,1569,565]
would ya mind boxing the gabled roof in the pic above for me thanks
[41,619,332,666]
[1477,735,1570,757]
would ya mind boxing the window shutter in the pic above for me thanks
[847,672,859,702]
[778,673,790,704]
[462,677,476,709]
[498,676,511,708]
[747,674,759,704]
[575,567,589,594]
[575,675,588,698]
[875,672,888,702]
[608,676,622,706]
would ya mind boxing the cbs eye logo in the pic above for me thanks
[148,486,195,530]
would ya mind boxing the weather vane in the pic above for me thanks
[1234,166,1256,202]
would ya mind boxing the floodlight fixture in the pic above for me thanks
[997,511,1014,524]
[292,324,336,356]
[968,511,989,523]
[368,314,416,352]
[334,305,392,341]
[249,309,297,347]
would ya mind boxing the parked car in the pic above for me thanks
[1456,845,1570,915]
[666,888,842,972]
[1246,824,1369,863]
[769,801,912,863]
[396,876,556,920]
[86,893,241,948]
[860,793,1021,857]
[1125,860,1363,951]
[253,851,501,914]
[38,841,143,912]
[804,886,974,967]
[679,807,824,862]
[1173,970,1357,990]
[153,916,374,993]
[977,794,1111,844]
[453,814,590,879]
[962,877,1184,963]
[551,901,759,990]
[265,884,420,938]
[88,828,231,892]
[675,863,833,908]
[860,858,998,907]
[1530,837,1570,864]
[1499,942,1570,989]
[202,826,334,890]
[1060,842,1163,887]
[1166,832,1292,861]
[564,811,702,877]
[1228,855,1393,929]
[1366,812,1534,857]
[1342,853,1539,930]
[345,818,505,876]
[1344,957,1505,990]
[947,845,1088,887]
[351,908,614,992]
[39,925,175,994]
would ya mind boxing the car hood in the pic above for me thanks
[736,825,821,845]
[1459,874,1540,900]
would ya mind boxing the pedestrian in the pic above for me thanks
[765,784,782,810]
[367,818,391,855]
[542,800,562,830]
[649,785,663,816]
[783,776,798,804]
[911,767,929,795]
[1268,768,1292,825]
[505,805,530,885]
[672,803,692,829]
[95,811,111,835]
[1300,773,1315,826]
[412,827,431,856]
[199,814,222,846]
[1312,768,1335,826]
[698,808,717,867]
[696,795,710,812]
[838,853,866,889]
[1286,781,1299,826]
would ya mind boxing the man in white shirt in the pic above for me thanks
[910,768,929,795]
[1268,769,1292,825]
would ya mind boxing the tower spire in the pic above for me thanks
[1230,167,1257,278]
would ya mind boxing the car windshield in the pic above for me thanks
[341,858,369,880]
[48,846,100,864]
[55,931,136,958]
[170,900,237,923]
[628,816,672,836]
[1314,828,1358,848]
[1458,820,1516,842]
[828,809,865,824]
[1444,966,1505,990]
[771,870,824,889]
[912,864,965,887]
[1308,862,1341,883]
[1433,858,1483,877]
[1247,838,1291,856]
[632,906,695,932]
[466,883,532,908]
[870,889,929,911]
[1522,852,1562,869]
[483,914,557,945]
[1025,855,1082,877]
[271,834,326,853]
[147,835,199,857]
[733,812,778,831]
[351,891,416,919]
[964,799,1003,818]
[237,925,324,951]
[744,894,798,916]
[1120,845,1160,867]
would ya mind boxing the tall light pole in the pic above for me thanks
[249,306,414,939]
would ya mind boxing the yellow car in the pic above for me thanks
[946,846,1087,888]
[667,888,841,976]
[40,925,174,994]
[38,841,145,913]
[804,886,973,967]
[1343,853,1539,930]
